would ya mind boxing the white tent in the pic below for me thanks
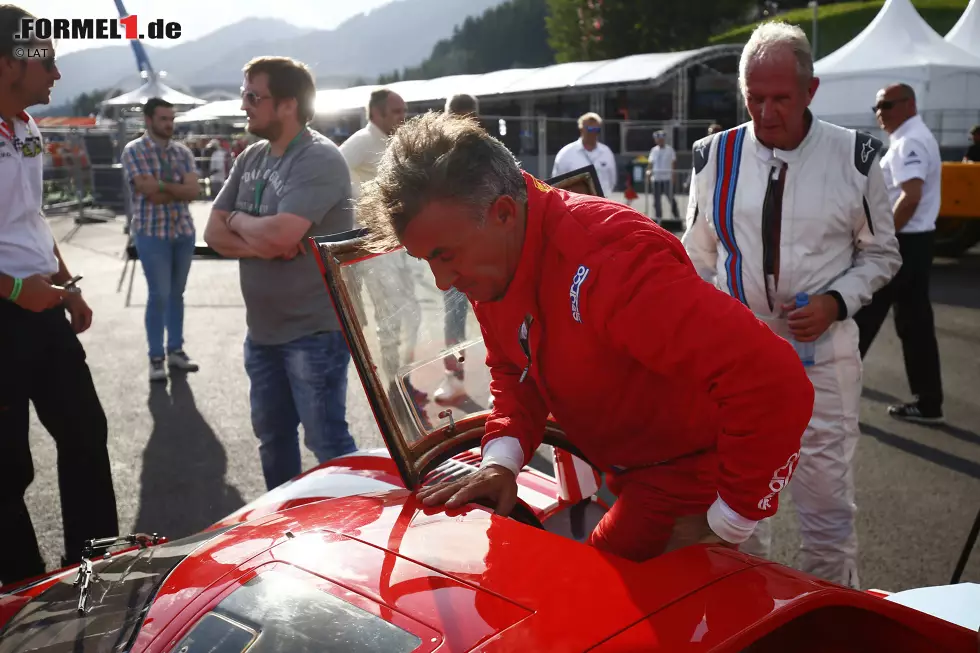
[946,0,980,58]
[173,99,244,124]
[810,0,980,144]
[103,77,207,108]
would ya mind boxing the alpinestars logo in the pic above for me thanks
[860,138,875,163]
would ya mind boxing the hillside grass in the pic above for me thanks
[710,0,969,58]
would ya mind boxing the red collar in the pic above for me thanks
[0,111,30,140]
[479,172,555,312]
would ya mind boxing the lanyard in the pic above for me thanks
[254,128,308,209]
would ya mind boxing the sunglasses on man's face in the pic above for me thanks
[240,88,272,107]
[584,125,602,133]
[873,97,907,113]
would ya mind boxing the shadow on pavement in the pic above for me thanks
[134,372,246,538]
[931,251,980,310]
[860,422,980,480]
[862,387,980,445]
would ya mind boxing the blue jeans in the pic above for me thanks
[244,330,357,490]
[134,233,195,359]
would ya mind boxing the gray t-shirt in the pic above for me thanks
[213,129,353,345]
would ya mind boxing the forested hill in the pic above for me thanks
[379,0,555,83]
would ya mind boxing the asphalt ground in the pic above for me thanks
[18,199,980,594]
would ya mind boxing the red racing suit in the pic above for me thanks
[474,172,815,561]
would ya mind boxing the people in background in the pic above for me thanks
[645,129,680,223]
[683,22,900,589]
[707,123,723,135]
[207,138,230,199]
[338,87,425,414]
[964,125,979,162]
[121,97,202,382]
[204,56,357,491]
[552,112,617,197]
[0,3,118,586]
[856,83,945,424]
[340,88,407,200]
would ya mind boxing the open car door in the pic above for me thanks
[311,166,604,489]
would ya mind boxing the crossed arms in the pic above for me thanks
[204,208,312,260]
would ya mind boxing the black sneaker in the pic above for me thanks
[888,402,944,425]
[167,349,199,372]
[149,357,167,382]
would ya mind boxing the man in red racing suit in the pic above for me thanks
[356,112,815,561]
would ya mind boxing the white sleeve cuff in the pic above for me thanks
[480,437,525,476]
[706,495,758,544]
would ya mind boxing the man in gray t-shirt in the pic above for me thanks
[204,56,357,491]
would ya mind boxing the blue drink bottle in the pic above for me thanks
[792,292,815,367]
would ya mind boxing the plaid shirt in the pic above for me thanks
[121,134,196,239]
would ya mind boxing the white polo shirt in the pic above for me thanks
[0,112,58,279]
[552,138,618,198]
[339,121,388,200]
[647,144,676,181]
[880,114,942,234]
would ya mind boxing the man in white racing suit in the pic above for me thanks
[682,22,901,589]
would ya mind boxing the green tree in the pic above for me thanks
[72,88,119,116]
[383,0,555,83]
[546,0,757,61]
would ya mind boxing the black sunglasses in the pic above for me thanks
[872,97,908,113]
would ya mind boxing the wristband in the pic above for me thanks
[9,277,23,303]
[158,180,165,192]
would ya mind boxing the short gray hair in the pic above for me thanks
[445,93,479,117]
[356,111,527,252]
[739,21,814,94]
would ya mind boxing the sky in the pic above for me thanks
[17,0,397,55]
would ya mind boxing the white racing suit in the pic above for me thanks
[681,113,901,588]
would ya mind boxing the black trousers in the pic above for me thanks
[652,180,680,219]
[0,300,118,586]
[854,230,944,412]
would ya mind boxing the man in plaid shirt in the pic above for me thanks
[121,97,202,382]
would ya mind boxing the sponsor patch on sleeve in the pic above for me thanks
[570,265,590,323]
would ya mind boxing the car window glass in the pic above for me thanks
[170,568,422,653]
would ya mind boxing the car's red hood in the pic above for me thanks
[132,489,762,651]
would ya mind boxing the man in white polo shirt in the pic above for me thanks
[552,112,618,197]
[338,87,427,411]
[340,88,406,200]
[856,83,945,424]
[0,4,117,586]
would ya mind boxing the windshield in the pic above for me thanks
[0,527,234,653]
[170,566,424,653]
[343,249,493,444]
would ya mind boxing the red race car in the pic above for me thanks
[1,169,977,653]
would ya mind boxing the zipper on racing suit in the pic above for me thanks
[762,161,788,312]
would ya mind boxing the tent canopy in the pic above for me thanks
[173,99,244,123]
[311,44,741,117]
[814,0,980,79]
[103,77,207,108]
[946,0,980,58]
[810,0,980,125]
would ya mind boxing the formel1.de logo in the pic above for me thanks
[16,16,182,42]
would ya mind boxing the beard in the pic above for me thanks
[151,125,172,140]
[247,117,282,141]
